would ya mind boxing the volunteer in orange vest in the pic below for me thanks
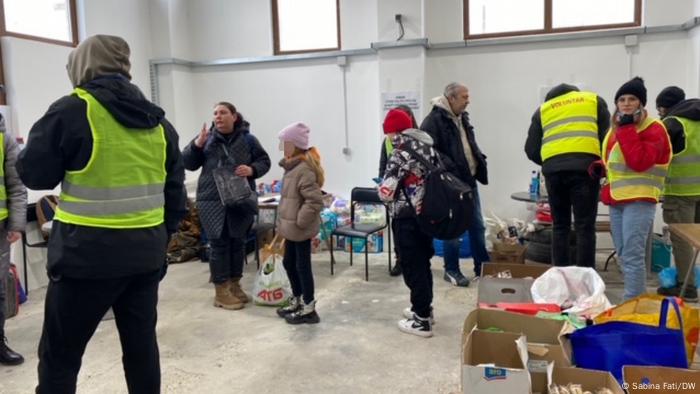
[601,77,672,300]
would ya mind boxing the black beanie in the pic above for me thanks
[615,77,647,106]
[656,86,685,109]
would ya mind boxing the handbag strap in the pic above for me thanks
[659,297,684,330]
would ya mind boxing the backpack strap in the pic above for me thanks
[402,145,442,173]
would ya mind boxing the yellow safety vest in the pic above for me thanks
[540,91,601,161]
[602,117,671,201]
[0,133,7,221]
[664,116,700,196]
[54,88,167,228]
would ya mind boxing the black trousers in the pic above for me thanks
[0,270,6,339]
[545,170,600,267]
[209,221,246,284]
[392,218,434,319]
[283,239,315,304]
[36,270,161,394]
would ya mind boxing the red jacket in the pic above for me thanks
[601,119,671,205]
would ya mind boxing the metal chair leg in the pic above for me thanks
[350,237,353,266]
[330,235,335,276]
[365,239,369,281]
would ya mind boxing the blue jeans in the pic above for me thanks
[610,201,656,300]
[443,185,490,276]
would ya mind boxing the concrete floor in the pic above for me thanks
[0,251,674,393]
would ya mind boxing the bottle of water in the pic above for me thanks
[529,170,540,199]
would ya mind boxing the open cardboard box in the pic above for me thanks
[462,328,531,394]
[463,308,573,392]
[623,366,700,393]
[535,366,624,394]
[478,263,551,305]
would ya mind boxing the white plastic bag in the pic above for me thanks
[530,267,612,318]
[253,236,292,306]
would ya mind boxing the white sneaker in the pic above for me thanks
[398,316,433,338]
[402,307,435,325]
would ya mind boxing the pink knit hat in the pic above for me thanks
[278,122,310,150]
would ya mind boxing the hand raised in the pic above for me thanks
[195,122,209,148]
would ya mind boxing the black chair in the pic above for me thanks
[21,196,59,294]
[329,187,391,281]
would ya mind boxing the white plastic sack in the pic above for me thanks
[253,248,292,307]
[530,267,612,318]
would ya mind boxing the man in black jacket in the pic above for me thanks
[421,83,489,285]
[656,86,700,302]
[18,35,187,393]
[525,84,609,267]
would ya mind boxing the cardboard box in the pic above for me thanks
[462,329,531,394]
[539,366,624,394]
[481,262,551,279]
[463,309,571,372]
[478,263,550,305]
[623,366,700,393]
[490,242,527,263]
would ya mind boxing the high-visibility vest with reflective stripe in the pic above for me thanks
[0,133,7,221]
[385,138,394,155]
[540,91,601,161]
[54,88,167,229]
[602,117,671,201]
[664,116,700,196]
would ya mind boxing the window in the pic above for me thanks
[0,0,78,46]
[465,0,640,39]
[272,0,340,54]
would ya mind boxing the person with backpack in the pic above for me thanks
[378,109,441,338]
[274,122,324,324]
[183,102,271,310]
[378,105,418,277]
[0,113,27,366]
[17,35,187,392]
[420,82,489,285]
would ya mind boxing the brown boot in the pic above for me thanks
[214,281,244,310]
[230,277,250,303]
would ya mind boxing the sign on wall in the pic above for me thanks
[381,91,421,120]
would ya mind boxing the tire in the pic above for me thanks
[526,228,553,244]
[525,240,552,263]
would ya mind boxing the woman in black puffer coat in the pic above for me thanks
[183,102,271,310]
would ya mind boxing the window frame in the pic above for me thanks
[271,0,341,55]
[463,0,641,39]
[0,0,79,47]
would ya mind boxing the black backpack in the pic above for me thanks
[402,146,474,240]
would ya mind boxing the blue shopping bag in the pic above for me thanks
[570,297,688,383]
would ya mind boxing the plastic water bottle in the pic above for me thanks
[529,171,540,199]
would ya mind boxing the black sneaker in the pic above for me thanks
[285,300,320,325]
[444,270,470,287]
[682,286,698,303]
[657,285,681,297]
[398,315,433,338]
[390,262,402,277]
[276,296,301,318]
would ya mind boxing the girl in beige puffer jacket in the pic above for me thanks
[275,122,324,324]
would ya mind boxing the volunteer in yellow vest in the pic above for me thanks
[18,35,186,393]
[525,84,610,267]
[0,113,27,367]
[656,86,700,302]
[378,105,418,277]
[600,77,672,301]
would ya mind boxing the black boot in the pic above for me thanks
[0,337,24,366]
[276,296,301,318]
[390,260,402,277]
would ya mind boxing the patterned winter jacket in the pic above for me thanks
[378,129,440,219]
